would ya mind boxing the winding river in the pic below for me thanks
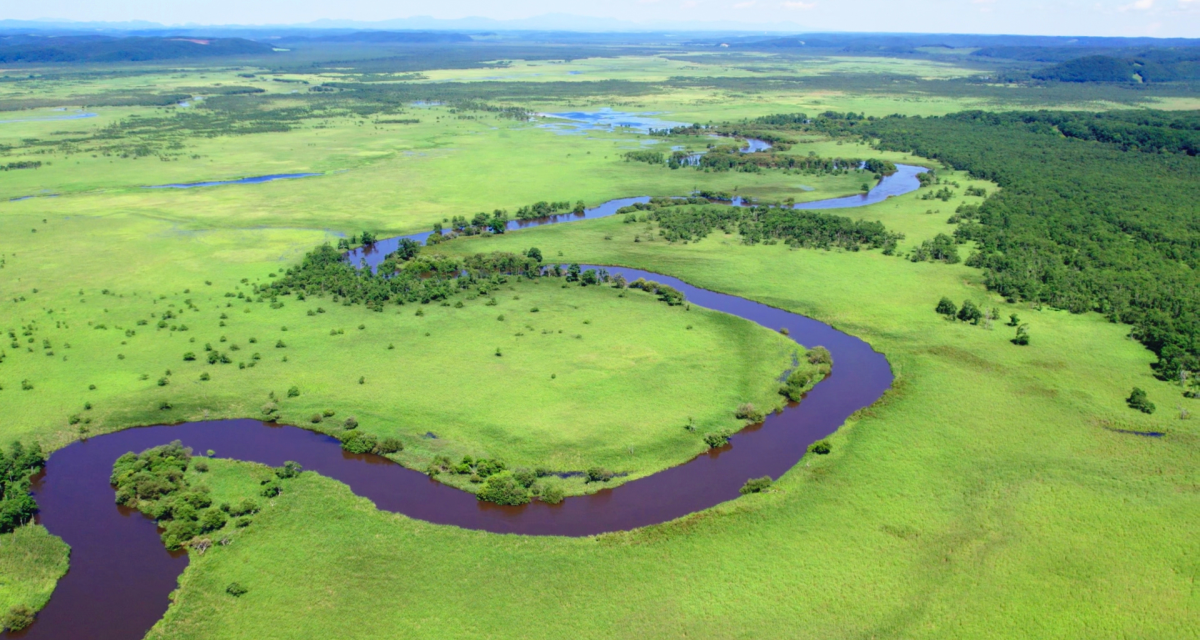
[15,156,925,640]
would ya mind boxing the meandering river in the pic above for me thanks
[14,153,925,640]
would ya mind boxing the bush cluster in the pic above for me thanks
[0,441,44,534]
[111,442,301,550]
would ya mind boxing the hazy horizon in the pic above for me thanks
[2,0,1198,38]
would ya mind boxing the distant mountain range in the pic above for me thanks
[0,15,807,36]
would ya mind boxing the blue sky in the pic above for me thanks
[7,0,1199,37]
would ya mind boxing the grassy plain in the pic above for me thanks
[146,191,1197,638]
[0,52,1197,637]
[0,526,69,622]
[1,214,795,483]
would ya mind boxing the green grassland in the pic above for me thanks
[0,525,68,622]
[0,52,1197,638]
[143,186,1197,638]
[1,212,796,483]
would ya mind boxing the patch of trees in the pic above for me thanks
[111,441,301,550]
[0,161,41,171]
[908,233,960,264]
[425,455,570,505]
[628,202,903,253]
[623,150,665,164]
[261,242,560,312]
[820,110,1200,381]
[0,441,45,534]
[780,347,832,402]
[514,200,583,220]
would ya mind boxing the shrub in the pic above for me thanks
[704,433,729,449]
[474,458,506,478]
[780,369,814,402]
[735,403,764,422]
[259,480,281,497]
[341,431,378,455]
[287,386,299,398]
[198,508,227,533]
[1012,324,1031,346]
[1127,387,1156,414]
[343,416,358,430]
[957,300,983,324]
[539,483,565,504]
[935,297,957,317]
[274,461,303,479]
[809,439,832,455]
[740,476,773,494]
[193,460,209,473]
[226,582,248,597]
[3,604,35,632]
[183,351,196,361]
[309,414,323,424]
[586,467,615,483]
[476,472,530,505]
[807,346,833,367]
[513,468,538,488]
[377,438,404,454]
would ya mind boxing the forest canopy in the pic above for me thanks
[802,108,1199,379]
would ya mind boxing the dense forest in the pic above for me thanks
[794,109,1199,381]
[0,35,274,63]
[1031,50,1200,83]
[0,441,45,533]
[620,199,902,252]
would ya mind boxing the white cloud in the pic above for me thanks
[781,0,817,8]
[733,0,757,7]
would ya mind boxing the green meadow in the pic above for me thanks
[0,50,1196,637]
[147,192,1196,638]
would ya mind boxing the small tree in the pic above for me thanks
[808,439,832,455]
[539,483,565,504]
[341,432,378,454]
[586,467,615,483]
[477,472,530,505]
[274,461,303,479]
[740,476,773,494]
[936,297,957,317]
[957,300,983,324]
[1012,324,1030,346]
[704,433,729,449]
[1127,387,1156,414]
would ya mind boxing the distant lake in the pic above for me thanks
[537,108,691,135]
[0,111,97,124]
[144,173,322,189]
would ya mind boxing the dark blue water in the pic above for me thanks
[143,173,322,189]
